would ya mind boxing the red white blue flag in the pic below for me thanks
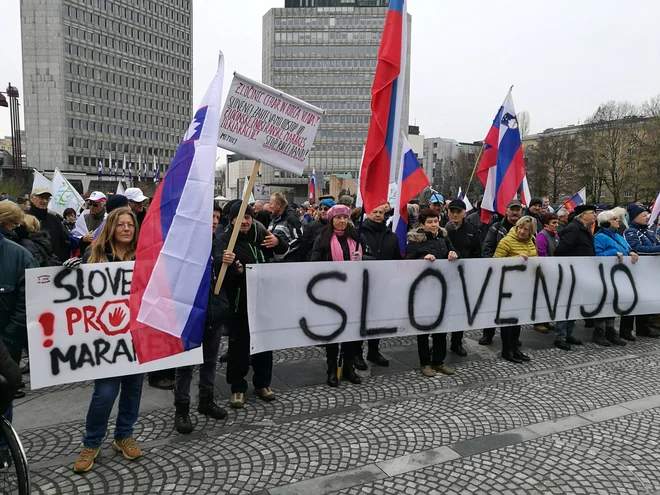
[392,136,429,255]
[130,53,225,364]
[562,187,586,212]
[477,88,526,223]
[309,167,316,202]
[359,0,407,214]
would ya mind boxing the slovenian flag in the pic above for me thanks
[359,0,408,214]
[477,87,526,223]
[392,135,429,255]
[457,187,474,212]
[130,53,225,364]
[309,167,316,202]
[563,187,586,212]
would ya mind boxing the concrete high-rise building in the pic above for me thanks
[423,137,481,192]
[262,0,411,203]
[21,0,192,192]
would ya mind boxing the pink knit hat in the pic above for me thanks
[327,204,351,223]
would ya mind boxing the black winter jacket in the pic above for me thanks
[206,237,234,328]
[405,227,457,260]
[0,234,39,362]
[28,204,70,262]
[268,205,303,262]
[448,221,481,259]
[220,223,287,317]
[466,210,491,244]
[310,231,371,262]
[299,218,328,261]
[482,217,515,258]
[555,219,595,257]
[361,219,400,260]
[19,230,62,267]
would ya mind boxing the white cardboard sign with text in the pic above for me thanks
[26,262,203,389]
[217,73,323,175]
[247,256,658,354]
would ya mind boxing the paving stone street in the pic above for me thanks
[13,322,660,495]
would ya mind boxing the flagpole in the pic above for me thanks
[214,160,261,295]
[463,142,485,198]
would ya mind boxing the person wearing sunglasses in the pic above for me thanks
[299,198,336,261]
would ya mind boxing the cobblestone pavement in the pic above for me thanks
[12,323,660,494]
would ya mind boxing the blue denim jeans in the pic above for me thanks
[555,320,575,342]
[83,374,144,449]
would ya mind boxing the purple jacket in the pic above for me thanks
[536,228,559,257]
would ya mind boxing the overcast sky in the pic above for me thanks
[2,0,659,151]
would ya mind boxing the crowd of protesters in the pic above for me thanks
[2,184,660,473]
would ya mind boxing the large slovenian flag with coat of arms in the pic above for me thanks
[130,53,225,364]
[477,88,526,224]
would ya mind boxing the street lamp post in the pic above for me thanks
[0,83,23,181]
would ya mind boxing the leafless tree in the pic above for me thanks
[525,133,579,203]
[518,111,531,140]
[578,101,644,205]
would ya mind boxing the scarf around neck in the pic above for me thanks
[330,230,361,261]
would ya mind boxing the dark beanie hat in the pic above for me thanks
[229,201,255,222]
[106,194,129,213]
[529,197,543,208]
[627,203,647,222]
[223,199,241,216]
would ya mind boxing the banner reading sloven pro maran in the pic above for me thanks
[246,257,656,354]
[217,73,324,175]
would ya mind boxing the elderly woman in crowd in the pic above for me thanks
[311,204,369,387]
[493,216,538,363]
[406,208,459,377]
[593,210,639,346]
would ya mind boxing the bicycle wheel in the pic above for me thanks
[0,418,29,495]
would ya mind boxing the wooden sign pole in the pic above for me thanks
[214,160,262,294]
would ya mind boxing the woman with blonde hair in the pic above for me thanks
[0,200,24,243]
[73,208,143,473]
[493,216,538,363]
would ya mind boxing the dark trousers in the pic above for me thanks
[417,333,446,367]
[359,339,381,358]
[501,325,521,353]
[226,317,272,394]
[326,341,360,369]
[451,331,463,347]
[620,314,650,333]
[483,327,496,339]
[174,324,223,405]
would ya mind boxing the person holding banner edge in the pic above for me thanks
[493,216,538,363]
[405,207,459,377]
[173,203,239,434]
[73,208,144,473]
[220,202,285,408]
[311,204,371,387]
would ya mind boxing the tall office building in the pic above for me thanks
[262,0,411,202]
[21,0,193,191]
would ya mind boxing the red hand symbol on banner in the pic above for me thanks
[108,307,126,327]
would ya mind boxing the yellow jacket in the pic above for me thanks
[493,227,538,258]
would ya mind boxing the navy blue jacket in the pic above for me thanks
[624,222,660,255]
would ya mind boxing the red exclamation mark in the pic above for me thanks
[39,312,55,348]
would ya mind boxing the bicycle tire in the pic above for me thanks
[0,418,29,495]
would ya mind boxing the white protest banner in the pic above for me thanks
[217,73,324,175]
[50,168,85,216]
[247,256,656,354]
[32,170,51,193]
[26,262,203,389]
